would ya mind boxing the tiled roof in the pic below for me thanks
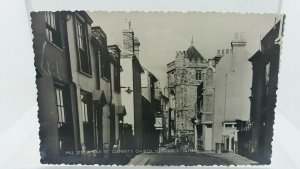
[186,45,204,60]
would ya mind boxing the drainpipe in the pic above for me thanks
[224,74,227,121]
[194,102,198,150]
[109,61,114,150]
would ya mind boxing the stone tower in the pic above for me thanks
[167,43,209,144]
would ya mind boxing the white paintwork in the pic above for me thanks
[120,57,135,130]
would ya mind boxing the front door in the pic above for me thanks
[110,104,116,148]
[81,91,95,151]
[55,84,75,153]
[95,103,103,151]
[224,136,229,152]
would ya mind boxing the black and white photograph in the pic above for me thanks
[31,11,284,166]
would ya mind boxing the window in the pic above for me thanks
[169,71,175,83]
[262,62,271,106]
[225,124,233,128]
[222,49,225,54]
[217,50,220,55]
[80,92,90,123]
[265,62,270,95]
[76,18,91,75]
[55,88,65,124]
[45,12,62,48]
[100,50,111,80]
[196,70,201,80]
[226,49,229,54]
[265,62,270,84]
[114,65,120,92]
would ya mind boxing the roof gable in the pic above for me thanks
[186,45,204,60]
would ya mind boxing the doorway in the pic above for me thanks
[95,103,103,151]
[223,136,229,152]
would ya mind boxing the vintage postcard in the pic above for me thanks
[31,11,284,165]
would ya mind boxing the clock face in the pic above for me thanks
[155,117,163,128]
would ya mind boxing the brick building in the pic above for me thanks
[167,44,210,146]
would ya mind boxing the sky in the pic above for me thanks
[88,12,279,87]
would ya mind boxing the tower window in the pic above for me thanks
[196,70,202,80]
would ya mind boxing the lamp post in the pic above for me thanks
[154,113,163,147]
[191,102,202,150]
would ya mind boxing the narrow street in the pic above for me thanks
[128,151,259,166]
[127,144,258,166]
[128,152,232,165]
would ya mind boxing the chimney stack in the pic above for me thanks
[122,19,135,54]
[230,32,247,70]
[231,32,247,48]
